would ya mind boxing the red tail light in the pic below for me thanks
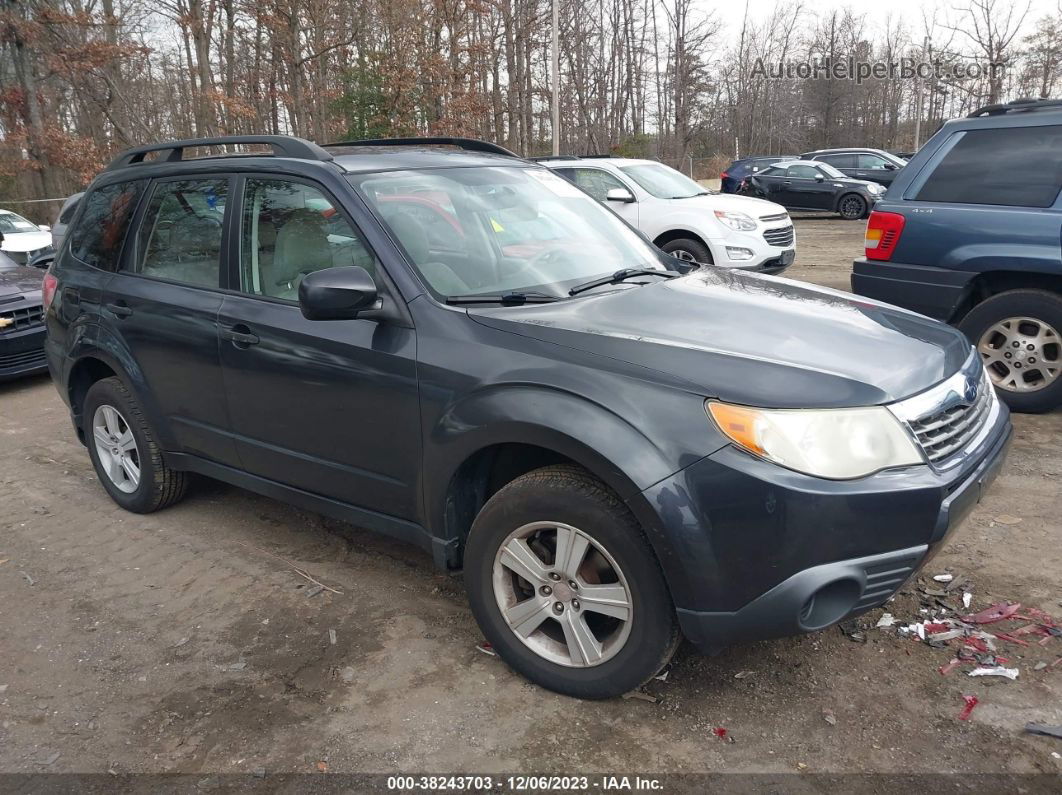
[864,211,905,261]
[42,272,58,312]
[721,171,729,179]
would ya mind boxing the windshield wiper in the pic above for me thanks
[568,268,678,296]
[446,291,560,306]
[671,191,711,198]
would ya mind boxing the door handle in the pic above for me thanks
[105,302,132,318]
[782,180,791,185]
[221,324,260,347]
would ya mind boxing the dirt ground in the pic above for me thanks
[1,216,1061,780]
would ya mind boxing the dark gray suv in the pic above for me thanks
[45,135,1011,699]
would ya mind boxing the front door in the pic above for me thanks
[217,176,420,520]
[784,164,836,210]
[557,167,640,227]
[100,175,238,465]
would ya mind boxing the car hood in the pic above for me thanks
[467,268,972,408]
[1,230,51,252]
[0,263,44,301]
[684,192,788,217]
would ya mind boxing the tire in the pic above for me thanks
[837,194,867,220]
[660,238,714,265]
[83,376,189,512]
[464,465,680,699]
[958,289,1062,413]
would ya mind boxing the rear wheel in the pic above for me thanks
[837,194,867,220]
[660,238,714,265]
[464,465,679,699]
[958,289,1062,413]
[83,377,188,512]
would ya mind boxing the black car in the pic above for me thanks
[46,135,1010,699]
[0,251,47,380]
[801,148,907,187]
[720,155,796,193]
[747,160,886,219]
[853,98,1062,412]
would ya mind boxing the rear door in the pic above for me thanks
[100,174,238,465]
[216,175,420,520]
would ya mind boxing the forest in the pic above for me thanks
[0,0,1060,211]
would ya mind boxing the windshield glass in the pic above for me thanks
[0,213,39,234]
[350,166,664,298]
[617,163,708,198]
[816,163,846,179]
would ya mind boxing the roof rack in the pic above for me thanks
[968,98,1062,117]
[106,135,334,171]
[528,155,580,161]
[324,137,518,158]
[580,154,615,159]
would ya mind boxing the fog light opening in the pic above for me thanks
[799,579,862,631]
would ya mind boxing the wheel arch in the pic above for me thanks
[652,228,710,250]
[950,271,1062,323]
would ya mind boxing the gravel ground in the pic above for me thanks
[1,216,1060,779]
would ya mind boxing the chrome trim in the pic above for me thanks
[888,350,1000,473]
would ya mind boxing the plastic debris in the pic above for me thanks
[328,629,337,646]
[875,613,896,628]
[19,571,35,586]
[933,574,954,583]
[962,602,1022,625]
[653,669,669,682]
[734,670,754,679]
[992,515,1022,525]
[963,593,973,609]
[838,619,866,643]
[1024,723,1062,740]
[957,695,979,720]
[218,661,247,671]
[475,641,496,657]
[1034,662,1048,671]
[305,585,324,598]
[823,709,837,726]
[968,666,1019,680]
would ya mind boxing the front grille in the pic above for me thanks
[851,551,922,613]
[763,224,794,247]
[759,212,789,223]
[0,304,44,333]
[0,346,46,371]
[908,374,992,462]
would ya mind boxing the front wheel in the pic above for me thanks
[464,465,679,699]
[958,289,1062,413]
[837,194,867,220]
[660,238,714,265]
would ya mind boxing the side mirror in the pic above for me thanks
[884,163,898,171]
[298,266,380,321]
[605,188,635,203]
[814,174,825,183]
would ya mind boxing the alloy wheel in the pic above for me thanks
[978,316,1060,393]
[92,404,141,493]
[839,196,864,219]
[672,249,698,263]
[492,521,633,668]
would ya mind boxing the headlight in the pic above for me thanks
[714,210,757,231]
[706,401,923,479]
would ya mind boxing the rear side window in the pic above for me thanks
[58,197,81,224]
[134,178,228,288]
[820,154,857,168]
[916,125,1062,208]
[68,181,144,270]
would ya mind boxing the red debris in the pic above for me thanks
[1051,657,1062,669]
[939,659,964,676]
[993,632,1030,647]
[712,727,728,740]
[963,637,990,653]
[924,622,950,633]
[958,695,979,720]
[962,603,1021,625]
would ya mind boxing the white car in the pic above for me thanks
[0,209,53,266]
[540,156,795,273]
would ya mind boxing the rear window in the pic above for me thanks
[915,125,1062,208]
[69,181,145,270]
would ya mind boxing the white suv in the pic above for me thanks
[540,157,795,273]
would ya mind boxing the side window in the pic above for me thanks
[916,125,1062,208]
[787,165,820,179]
[569,168,628,202]
[58,197,81,224]
[856,154,889,169]
[240,178,377,301]
[821,154,857,168]
[134,178,227,287]
[68,181,144,271]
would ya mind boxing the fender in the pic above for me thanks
[940,242,1062,274]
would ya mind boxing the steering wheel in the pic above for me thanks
[500,244,574,285]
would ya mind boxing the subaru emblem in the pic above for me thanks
[963,377,978,404]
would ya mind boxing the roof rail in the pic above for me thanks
[968,98,1062,117]
[106,135,334,171]
[527,155,580,161]
[324,137,519,158]
[580,154,615,159]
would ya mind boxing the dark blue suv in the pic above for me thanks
[853,99,1062,413]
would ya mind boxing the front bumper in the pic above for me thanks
[639,406,1011,654]
[851,258,976,321]
[0,322,47,381]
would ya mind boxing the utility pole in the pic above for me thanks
[913,36,929,151]
[552,0,560,156]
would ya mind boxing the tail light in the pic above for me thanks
[864,211,905,261]
[42,272,58,312]
[721,171,729,180]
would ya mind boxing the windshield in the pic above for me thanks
[0,213,40,234]
[816,163,846,179]
[617,163,708,199]
[350,166,664,299]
